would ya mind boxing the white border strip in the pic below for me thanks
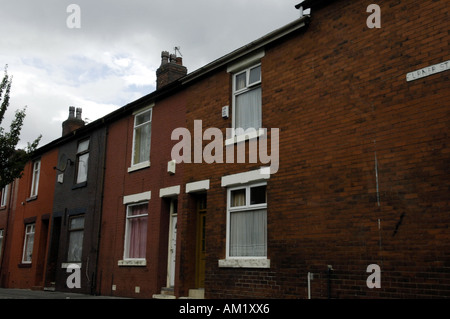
[221,167,270,187]
[123,191,151,204]
[159,185,181,198]
[186,180,210,193]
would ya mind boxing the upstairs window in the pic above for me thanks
[232,64,262,133]
[131,108,152,168]
[30,160,41,197]
[75,139,90,184]
[1,185,8,207]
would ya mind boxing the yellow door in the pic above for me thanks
[195,196,207,288]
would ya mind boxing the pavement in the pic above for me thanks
[0,288,129,299]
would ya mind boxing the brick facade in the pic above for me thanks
[0,0,448,299]
[175,0,450,298]
[1,149,58,289]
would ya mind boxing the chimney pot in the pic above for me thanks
[69,106,75,118]
[161,51,170,65]
[62,106,85,136]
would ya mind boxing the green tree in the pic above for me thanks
[0,65,41,189]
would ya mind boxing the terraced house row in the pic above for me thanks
[0,0,449,299]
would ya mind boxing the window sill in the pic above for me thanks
[72,181,87,190]
[225,128,265,146]
[18,263,32,268]
[62,263,82,268]
[26,196,38,202]
[218,258,270,269]
[127,161,150,173]
[118,259,147,267]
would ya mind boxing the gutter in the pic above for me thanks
[181,15,311,85]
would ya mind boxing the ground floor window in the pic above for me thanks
[227,183,267,258]
[124,203,148,259]
[22,223,35,263]
[68,216,85,262]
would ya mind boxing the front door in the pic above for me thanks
[195,195,207,288]
[167,199,177,288]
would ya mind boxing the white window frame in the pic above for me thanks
[129,106,153,172]
[67,215,85,263]
[0,229,4,261]
[226,182,267,259]
[30,160,41,197]
[225,63,265,145]
[123,202,148,262]
[22,223,35,264]
[1,185,8,207]
[75,139,90,184]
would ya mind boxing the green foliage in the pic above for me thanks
[0,65,41,189]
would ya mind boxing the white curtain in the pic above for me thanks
[68,231,84,262]
[230,209,267,257]
[134,122,151,164]
[235,87,262,131]
[76,153,89,183]
[127,205,148,259]
[68,217,84,262]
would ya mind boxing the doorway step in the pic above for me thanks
[152,287,176,299]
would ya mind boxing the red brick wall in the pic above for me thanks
[180,0,449,298]
[4,149,57,289]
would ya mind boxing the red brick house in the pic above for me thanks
[172,0,450,299]
[0,147,58,289]
[95,53,188,298]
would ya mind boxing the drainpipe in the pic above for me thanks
[307,272,313,299]
[327,265,333,299]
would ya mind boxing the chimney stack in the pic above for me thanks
[156,50,187,89]
[62,106,85,136]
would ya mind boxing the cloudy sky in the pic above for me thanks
[0,0,301,148]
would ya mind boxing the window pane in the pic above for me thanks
[23,224,35,263]
[231,189,246,207]
[77,140,89,153]
[135,111,151,126]
[235,72,246,91]
[133,122,151,165]
[128,204,148,217]
[250,185,266,205]
[68,230,84,262]
[249,66,261,85]
[70,216,85,230]
[235,87,262,131]
[76,153,89,183]
[229,209,267,257]
[127,215,148,259]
